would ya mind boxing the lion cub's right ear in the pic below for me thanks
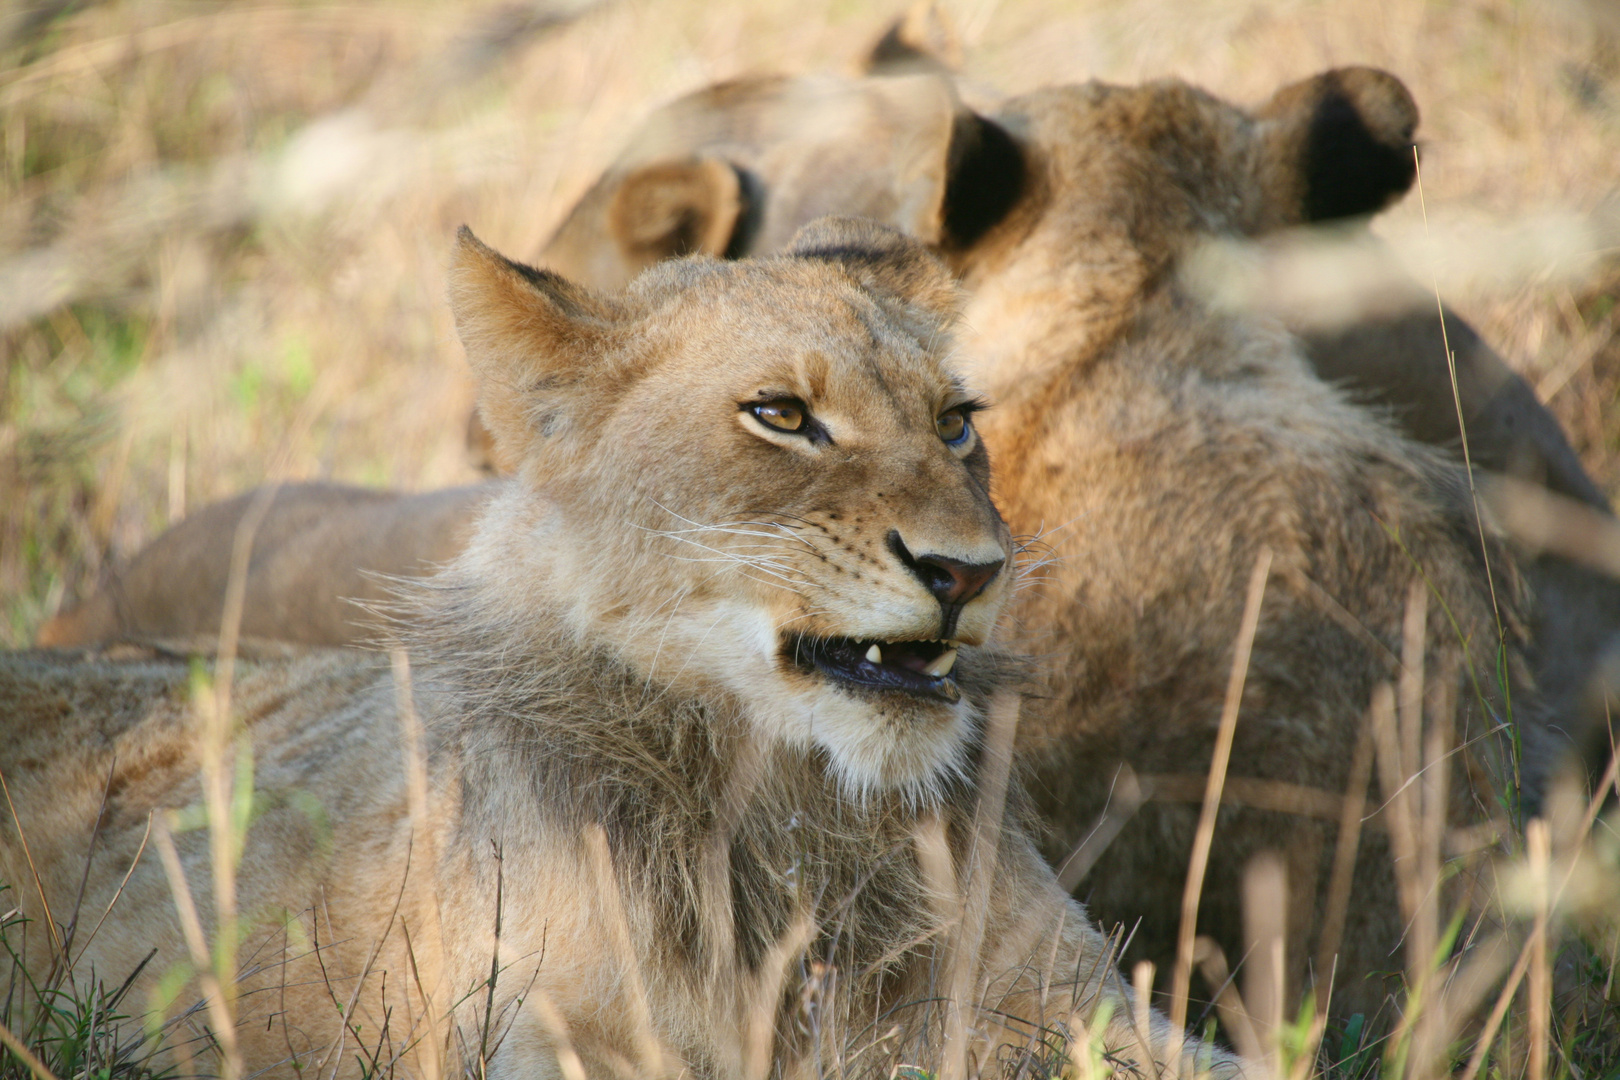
[1255,67,1420,225]
[449,226,626,465]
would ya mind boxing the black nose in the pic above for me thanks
[887,530,1004,607]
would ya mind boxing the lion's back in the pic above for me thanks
[0,648,404,972]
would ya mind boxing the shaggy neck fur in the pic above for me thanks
[399,500,1020,1060]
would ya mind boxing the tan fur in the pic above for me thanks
[31,61,1599,1022]
[538,69,1598,1019]
[535,63,1596,514]
[2,223,1240,1079]
[36,483,492,648]
[946,77,1529,1023]
[537,73,960,292]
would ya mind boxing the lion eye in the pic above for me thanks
[751,400,808,433]
[936,409,970,445]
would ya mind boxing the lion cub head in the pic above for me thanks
[447,218,1010,795]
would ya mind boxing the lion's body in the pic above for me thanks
[2,224,1237,1079]
[945,77,1528,1021]
[0,650,415,1062]
[0,641,1067,1078]
[36,484,491,649]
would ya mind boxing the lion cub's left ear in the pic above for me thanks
[785,217,962,341]
[449,226,627,466]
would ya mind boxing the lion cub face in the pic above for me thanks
[450,218,1011,794]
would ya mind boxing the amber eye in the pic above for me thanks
[751,400,807,433]
[936,408,970,445]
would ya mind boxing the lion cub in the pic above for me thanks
[0,222,1237,1078]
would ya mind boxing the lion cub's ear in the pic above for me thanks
[1255,66,1420,225]
[787,217,961,339]
[608,157,746,265]
[449,226,626,464]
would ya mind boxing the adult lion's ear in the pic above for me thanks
[863,0,962,76]
[1255,67,1420,225]
[931,106,1025,252]
[449,226,625,463]
[787,217,961,336]
[535,156,744,291]
[607,157,745,264]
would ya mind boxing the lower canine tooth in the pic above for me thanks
[923,649,958,677]
[865,644,883,664]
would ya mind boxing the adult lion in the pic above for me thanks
[929,72,1534,1025]
[1,222,1238,1079]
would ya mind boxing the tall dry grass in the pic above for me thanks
[3,0,1619,1076]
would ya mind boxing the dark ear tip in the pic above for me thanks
[1293,67,1422,222]
[863,0,961,75]
[1326,67,1420,148]
[941,110,1024,250]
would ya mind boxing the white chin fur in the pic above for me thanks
[607,598,972,801]
[796,686,974,802]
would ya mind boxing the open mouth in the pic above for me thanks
[783,634,962,703]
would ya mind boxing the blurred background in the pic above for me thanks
[2,0,1617,645]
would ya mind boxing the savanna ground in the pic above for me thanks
[2,0,1619,1077]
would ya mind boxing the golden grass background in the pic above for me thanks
[2,0,1617,647]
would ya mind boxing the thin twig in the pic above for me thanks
[940,689,1021,1080]
[74,810,154,964]
[1315,695,1380,996]
[150,814,243,1076]
[0,765,62,961]
[1190,937,1262,1062]
[1168,547,1272,1041]
[1413,146,1503,637]
[1527,820,1550,1080]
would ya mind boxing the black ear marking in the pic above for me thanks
[940,111,1025,250]
[1302,74,1419,222]
[721,166,764,261]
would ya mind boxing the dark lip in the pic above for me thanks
[782,634,961,704]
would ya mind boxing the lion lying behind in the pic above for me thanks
[1,222,1239,1078]
[34,482,492,649]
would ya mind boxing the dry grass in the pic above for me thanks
[3,0,1619,1076]
[2,0,1617,647]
